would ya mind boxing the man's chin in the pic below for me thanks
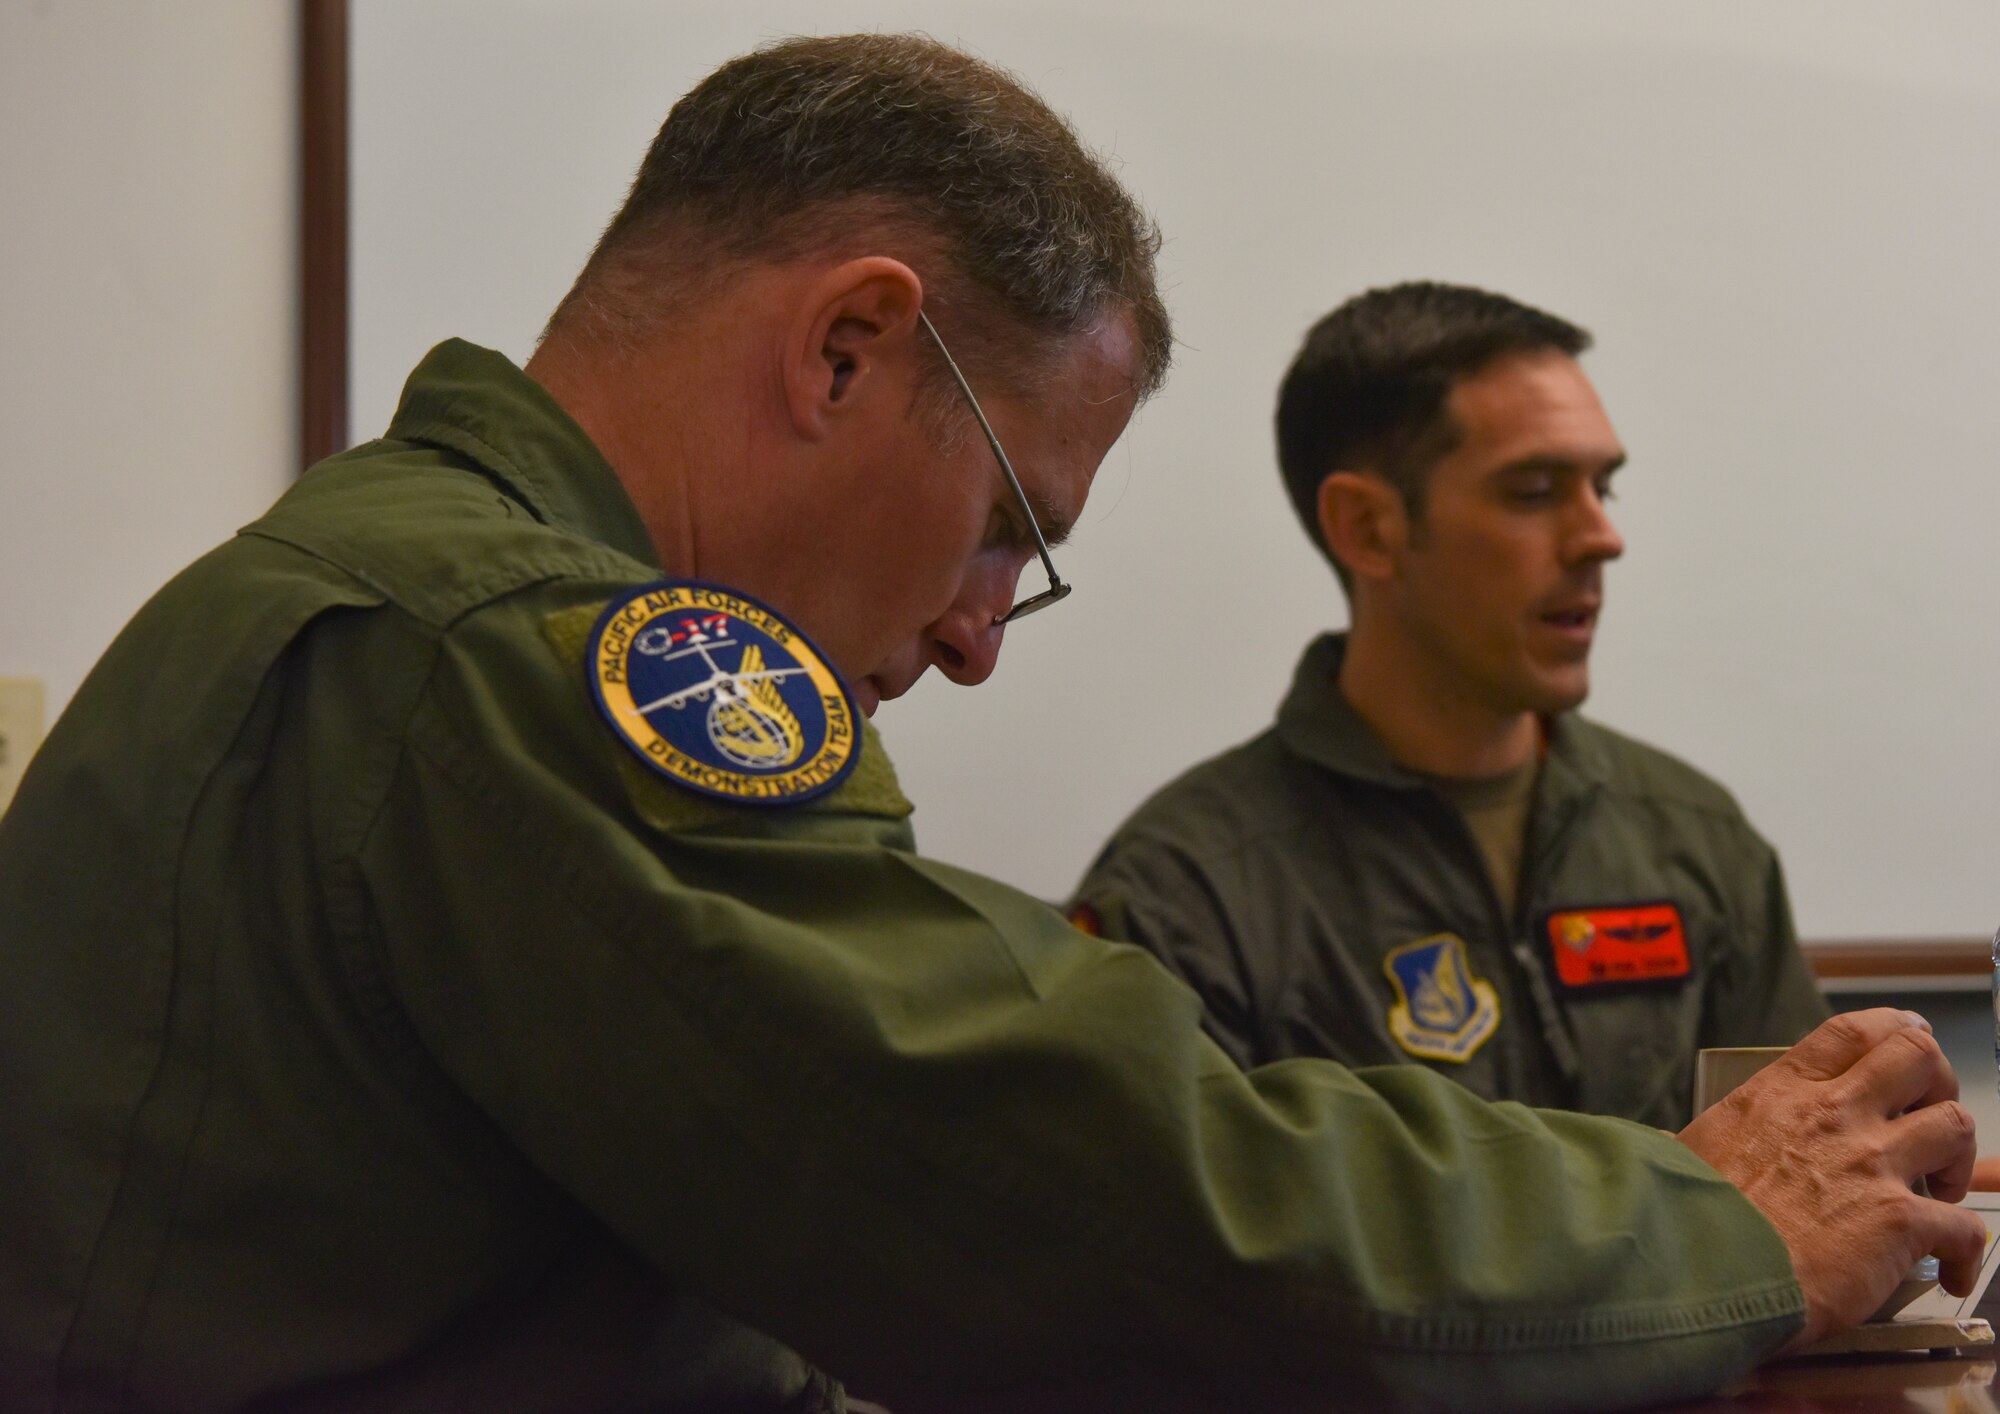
[851,676,882,718]
[1525,670,1590,717]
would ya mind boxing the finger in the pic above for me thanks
[1920,1199,1990,1296]
[1840,1024,1958,1118]
[1887,1100,1979,1201]
[1779,1008,1931,1082]
[1970,1156,2000,1192]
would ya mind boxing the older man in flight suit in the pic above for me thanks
[1070,283,1827,1129]
[0,36,1980,1414]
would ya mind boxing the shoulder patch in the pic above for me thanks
[584,580,858,805]
[1382,933,1501,1063]
[543,584,904,823]
[1065,894,1133,943]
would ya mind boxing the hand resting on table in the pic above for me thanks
[1679,1008,1984,1351]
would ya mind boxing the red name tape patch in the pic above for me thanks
[1544,902,1690,988]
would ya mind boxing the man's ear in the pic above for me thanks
[1317,470,1407,584]
[783,257,925,441]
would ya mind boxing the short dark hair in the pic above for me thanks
[1275,281,1590,580]
[550,33,1171,408]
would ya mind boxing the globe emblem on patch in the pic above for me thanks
[589,580,860,806]
[703,649,805,768]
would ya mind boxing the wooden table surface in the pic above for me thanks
[1651,1291,2000,1413]
[1660,1352,1999,1412]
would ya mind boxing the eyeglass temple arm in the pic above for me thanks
[915,311,1065,593]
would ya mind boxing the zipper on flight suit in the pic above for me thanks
[1510,780,1597,1091]
[1422,787,1583,1090]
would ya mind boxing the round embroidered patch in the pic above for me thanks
[587,580,860,805]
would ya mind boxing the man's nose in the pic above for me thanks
[1569,488,1625,564]
[928,605,1005,686]
[926,563,1015,686]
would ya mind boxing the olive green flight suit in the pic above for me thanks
[0,342,1805,1413]
[1070,634,1830,1130]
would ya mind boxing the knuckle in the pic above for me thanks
[1885,1190,1925,1240]
[1853,1133,1891,1170]
[1897,1026,1946,1067]
[1932,1206,1986,1262]
[1872,1026,1933,1078]
[1719,1084,1760,1121]
[1935,1099,1976,1143]
[1800,1094,1846,1138]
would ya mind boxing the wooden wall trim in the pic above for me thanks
[1804,937,1990,982]
[299,0,349,473]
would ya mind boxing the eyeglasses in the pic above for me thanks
[916,310,1072,624]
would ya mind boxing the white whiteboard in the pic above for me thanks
[352,0,2000,940]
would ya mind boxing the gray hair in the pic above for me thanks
[547,33,1171,408]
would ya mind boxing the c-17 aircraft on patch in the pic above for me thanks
[631,615,808,768]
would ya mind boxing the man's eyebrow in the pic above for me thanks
[1015,492,1073,549]
[1039,498,1075,548]
[1493,451,1628,478]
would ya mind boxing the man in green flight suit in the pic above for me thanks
[0,35,1981,1414]
[1069,282,1828,1130]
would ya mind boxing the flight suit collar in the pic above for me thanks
[1274,633,1414,788]
[385,338,661,570]
[1273,631,1616,797]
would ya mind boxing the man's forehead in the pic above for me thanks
[1007,406,1115,549]
[1448,350,1623,464]
[1004,318,1145,522]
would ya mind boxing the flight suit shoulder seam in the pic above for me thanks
[1572,725,1748,822]
[1589,781,1769,841]
[316,628,471,1087]
[240,525,647,635]
[1107,817,1319,879]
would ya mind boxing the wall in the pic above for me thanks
[0,1,296,715]
[349,0,2000,940]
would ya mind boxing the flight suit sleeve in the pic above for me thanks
[346,592,1805,1413]
[1067,836,1266,1072]
[1699,832,1830,1049]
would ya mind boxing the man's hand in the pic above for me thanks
[1678,1009,1984,1349]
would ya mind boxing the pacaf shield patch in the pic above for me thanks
[1382,933,1501,1063]
[587,580,860,805]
